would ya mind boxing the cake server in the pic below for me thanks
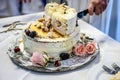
[77,9,89,18]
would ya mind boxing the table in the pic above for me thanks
[0,12,120,80]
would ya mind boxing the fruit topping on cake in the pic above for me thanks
[14,46,20,53]
[13,46,22,58]
[54,60,61,67]
[60,53,70,60]
[24,2,77,39]
[25,29,30,36]
[26,17,68,39]
[29,31,37,38]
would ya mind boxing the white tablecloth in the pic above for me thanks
[0,12,120,80]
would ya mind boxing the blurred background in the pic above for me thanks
[0,0,120,42]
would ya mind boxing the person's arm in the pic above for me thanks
[88,0,109,15]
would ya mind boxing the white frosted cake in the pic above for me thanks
[23,2,79,60]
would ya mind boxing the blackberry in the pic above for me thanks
[29,31,37,38]
[60,53,70,60]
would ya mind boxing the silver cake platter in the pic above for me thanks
[7,36,100,73]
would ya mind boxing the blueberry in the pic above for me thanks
[60,53,70,60]
[25,29,30,36]
[29,31,37,38]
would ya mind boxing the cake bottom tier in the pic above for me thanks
[23,27,80,60]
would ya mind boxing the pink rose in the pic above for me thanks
[86,42,96,54]
[30,52,47,66]
[74,44,86,56]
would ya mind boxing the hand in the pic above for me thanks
[88,0,109,15]
[18,0,32,3]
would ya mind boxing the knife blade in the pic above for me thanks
[77,9,89,18]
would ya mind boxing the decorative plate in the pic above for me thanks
[7,34,100,72]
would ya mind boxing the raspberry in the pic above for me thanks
[14,46,20,53]
[54,60,61,67]
[25,29,30,36]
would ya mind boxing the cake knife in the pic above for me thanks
[77,8,96,18]
[77,9,89,18]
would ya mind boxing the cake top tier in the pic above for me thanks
[26,2,78,38]
[45,2,77,23]
[45,2,77,35]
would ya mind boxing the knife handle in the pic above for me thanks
[80,8,96,16]
[83,9,89,16]
[77,9,89,18]
[77,8,95,18]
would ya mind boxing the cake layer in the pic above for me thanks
[23,26,80,60]
[45,2,77,35]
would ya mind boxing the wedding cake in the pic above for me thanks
[13,2,96,68]
[23,2,79,61]
[7,2,97,69]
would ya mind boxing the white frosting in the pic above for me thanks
[23,26,80,59]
